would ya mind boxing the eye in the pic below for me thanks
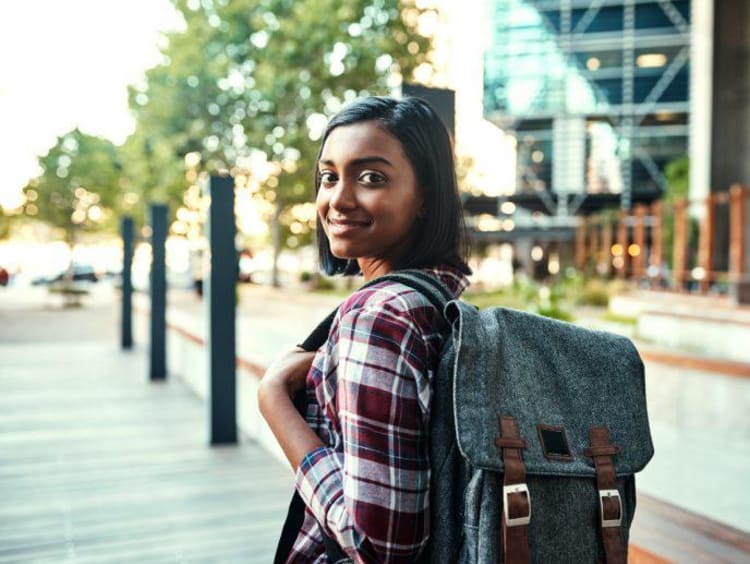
[359,171,386,186]
[318,170,337,187]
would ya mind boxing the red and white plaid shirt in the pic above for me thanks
[287,266,470,563]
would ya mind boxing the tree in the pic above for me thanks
[125,0,435,285]
[0,208,13,240]
[22,129,122,246]
[664,156,689,203]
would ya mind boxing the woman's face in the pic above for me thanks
[316,120,423,279]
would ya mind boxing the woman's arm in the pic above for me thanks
[294,305,431,563]
[257,348,323,469]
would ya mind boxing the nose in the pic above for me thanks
[328,177,357,211]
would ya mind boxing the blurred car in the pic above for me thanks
[32,264,99,285]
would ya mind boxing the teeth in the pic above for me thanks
[329,219,369,226]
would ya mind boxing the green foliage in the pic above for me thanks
[0,208,12,240]
[461,288,525,311]
[535,304,574,322]
[601,311,637,326]
[664,156,689,203]
[576,278,610,307]
[661,156,698,268]
[463,275,575,322]
[118,131,187,230]
[462,270,637,322]
[123,0,434,244]
[308,274,349,295]
[22,129,122,243]
[313,276,336,291]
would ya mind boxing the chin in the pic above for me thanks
[328,243,357,260]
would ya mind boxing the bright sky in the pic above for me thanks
[0,0,183,209]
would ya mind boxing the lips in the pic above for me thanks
[327,217,371,235]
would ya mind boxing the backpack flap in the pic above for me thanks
[446,300,654,478]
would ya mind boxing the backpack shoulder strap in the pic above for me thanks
[298,270,453,351]
[375,269,453,316]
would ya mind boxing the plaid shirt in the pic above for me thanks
[287,266,470,563]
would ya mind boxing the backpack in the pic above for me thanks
[275,270,654,564]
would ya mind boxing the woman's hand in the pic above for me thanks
[257,347,323,470]
[260,347,316,397]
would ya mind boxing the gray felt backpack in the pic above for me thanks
[384,271,655,564]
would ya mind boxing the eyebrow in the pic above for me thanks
[318,156,394,168]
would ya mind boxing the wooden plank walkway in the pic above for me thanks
[631,495,750,563]
[1,296,749,563]
[0,341,292,563]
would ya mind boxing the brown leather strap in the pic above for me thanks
[495,437,527,449]
[585,427,627,564]
[495,416,530,564]
[584,445,620,457]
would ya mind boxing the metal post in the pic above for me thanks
[620,0,636,211]
[121,217,134,350]
[149,204,168,381]
[205,175,237,445]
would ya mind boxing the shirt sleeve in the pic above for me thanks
[294,302,431,563]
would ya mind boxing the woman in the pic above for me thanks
[258,96,471,563]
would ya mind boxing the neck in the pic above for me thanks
[358,258,396,282]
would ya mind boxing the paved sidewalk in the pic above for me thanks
[2,284,750,562]
[0,338,292,563]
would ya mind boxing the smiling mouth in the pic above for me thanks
[327,218,372,235]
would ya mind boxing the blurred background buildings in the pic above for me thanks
[403,0,747,293]
[0,0,747,291]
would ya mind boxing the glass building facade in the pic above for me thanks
[484,0,691,208]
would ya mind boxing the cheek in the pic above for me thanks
[315,191,328,219]
[315,193,331,239]
[390,193,422,227]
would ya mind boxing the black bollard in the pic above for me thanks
[121,216,134,350]
[205,175,238,445]
[149,204,168,381]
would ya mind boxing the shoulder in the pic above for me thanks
[342,279,432,319]
[334,266,469,343]
[339,265,469,321]
[332,283,429,348]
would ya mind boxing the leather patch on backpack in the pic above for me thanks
[537,424,574,462]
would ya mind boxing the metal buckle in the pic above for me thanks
[599,489,623,528]
[503,483,531,527]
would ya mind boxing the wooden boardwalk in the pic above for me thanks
[1,297,749,563]
[0,341,292,563]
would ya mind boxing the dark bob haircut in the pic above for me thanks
[315,96,471,276]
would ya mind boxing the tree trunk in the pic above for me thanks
[60,227,82,307]
[271,201,282,288]
[64,227,77,285]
